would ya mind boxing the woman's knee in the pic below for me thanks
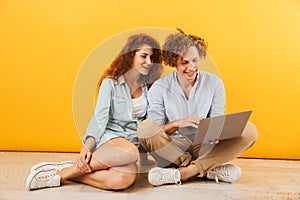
[123,141,139,155]
[93,139,139,165]
[114,144,139,164]
[112,138,140,160]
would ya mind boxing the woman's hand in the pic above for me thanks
[75,146,92,173]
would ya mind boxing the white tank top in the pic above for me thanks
[132,93,147,119]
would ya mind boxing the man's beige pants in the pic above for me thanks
[137,119,258,177]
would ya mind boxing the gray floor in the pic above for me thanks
[1,151,300,200]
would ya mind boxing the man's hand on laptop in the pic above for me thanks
[178,115,203,129]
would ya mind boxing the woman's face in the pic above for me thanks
[176,46,200,85]
[132,44,154,76]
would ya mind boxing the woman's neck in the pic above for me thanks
[123,69,140,86]
[123,69,142,98]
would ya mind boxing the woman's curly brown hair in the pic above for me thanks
[95,33,162,98]
[162,28,208,67]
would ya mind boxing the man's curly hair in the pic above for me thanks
[162,28,208,67]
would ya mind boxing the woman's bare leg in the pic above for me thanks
[70,163,138,190]
[57,137,139,187]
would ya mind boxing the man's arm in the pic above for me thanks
[147,81,202,135]
[163,115,203,135]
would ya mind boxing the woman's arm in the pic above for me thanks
[75,136,95,173]
[82,78,113,146]
[83,136,96,151]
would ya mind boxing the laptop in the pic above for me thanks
[180,110,252,145]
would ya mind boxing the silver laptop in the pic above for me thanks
[181,111,252,145]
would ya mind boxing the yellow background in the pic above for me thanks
[1,0,300,159]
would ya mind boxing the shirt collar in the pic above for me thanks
[194,70,201,84]
[117,75,147,89]
[117,76,126,85]
[173,70,201,86]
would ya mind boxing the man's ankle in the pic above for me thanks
[178,164,199,181]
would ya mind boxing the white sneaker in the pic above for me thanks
[30,161,74,172]
[25,169,61,190]
[148,167,181,186]
[206,164,242,183]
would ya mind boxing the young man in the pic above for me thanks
[137,29,258,186]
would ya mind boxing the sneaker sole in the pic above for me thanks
[30,161,74,172]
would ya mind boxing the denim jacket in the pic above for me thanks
[82,76,148,147]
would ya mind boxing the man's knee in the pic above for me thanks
[246,121,258,141]
[137,119,162,138]
[242,121,258,148]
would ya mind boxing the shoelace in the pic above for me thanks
[36,170,56,181]
[209,166,229,183]
[160,169,181,185]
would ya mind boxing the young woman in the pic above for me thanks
[137,29,258,186]
[26,33,162,190]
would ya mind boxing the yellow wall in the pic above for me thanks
[1,0,300,159]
